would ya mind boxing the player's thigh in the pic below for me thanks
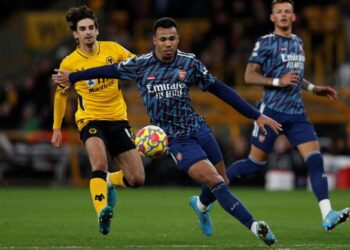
[80,121,111,171]
[107,122,137,157]
[285,115,319,150]
[249,144,269,162]
[168,137,208,172]
[196,124,223,166]
[296,140,320,159]
[188,159,224,187]
[85,137,108,171]
[114,148,144,180]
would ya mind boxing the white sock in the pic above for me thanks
[196,197,207,212]
[251,221,258,236]
[319,199,332,219]
[106,172,112,187]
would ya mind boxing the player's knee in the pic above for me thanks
[127,173,145,188]
[206,173,225,188]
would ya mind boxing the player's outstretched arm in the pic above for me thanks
[207,80,282,134]
[245,63,299,87]
[302,79,338,100]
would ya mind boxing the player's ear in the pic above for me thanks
[152,35,157,46]
[72,31,78,39]
[291,13,296,22]
[270,14,275,23]
[96,28,99,36]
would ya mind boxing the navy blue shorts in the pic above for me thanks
[252,104,318,153]
[168,123,223,172]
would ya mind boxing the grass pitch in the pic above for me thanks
[0,187,349,249]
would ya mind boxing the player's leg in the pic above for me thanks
[108,123,145,188]
[84,136,113,235]
[188,159,276,246]
[226,106,280,182]
[113,149,144,187]
[226,145,268,181]
[297,140,349,231]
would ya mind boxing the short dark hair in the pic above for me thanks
[271,0,294,11]
[65,5,98,31]
[152,17,177,34]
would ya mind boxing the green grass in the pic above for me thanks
[0,187,349,249]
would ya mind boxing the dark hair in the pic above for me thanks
[65,5,98,31]
[271,0,294,10]
[152,17,177,34]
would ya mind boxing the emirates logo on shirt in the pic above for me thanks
[178,69,186,81]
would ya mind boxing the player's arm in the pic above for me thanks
[301,78,337,100]
[52,64,123,86]
[51,86,69,147]
[207,80,282,135]
[245,63,300,87]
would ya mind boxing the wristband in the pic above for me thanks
[307,83,316,92]
[272,78,280,87]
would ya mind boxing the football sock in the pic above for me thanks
[199,185,216,208]
[197,197,207,212]
[319,199,332,220]
[250,221,258,236]
[305,152,329,202]
[226,158,265,181]
[108,170,127,187]
[211,182,254,229]
[90,170,108,216]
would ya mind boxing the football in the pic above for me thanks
[135,125,168,158]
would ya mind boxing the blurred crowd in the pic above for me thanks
[0,0,350,145]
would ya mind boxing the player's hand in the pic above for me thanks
[51,129,63,148]
[313,86,337,100]
[256,114,282,135]
[279,71,300,87]
[52,69,72,91]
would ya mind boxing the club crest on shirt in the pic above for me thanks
[106,56,115,64]
[178,69,186,81]
[147,73,155,80]
[86,79,96,88]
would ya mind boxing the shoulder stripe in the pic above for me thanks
[136,52,152,61]
[261,33,274,39]
[177,50,195,58]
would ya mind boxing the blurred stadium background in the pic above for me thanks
[0,0,350,190]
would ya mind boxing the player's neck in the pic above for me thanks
[274,28,292,38]
[79,41,98,54]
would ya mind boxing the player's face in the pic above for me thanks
[270,3,295,31]
[73,18,99,48]
[153,27,179,62]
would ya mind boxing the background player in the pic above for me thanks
[51,5,145,235]
[225,0,349,231]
